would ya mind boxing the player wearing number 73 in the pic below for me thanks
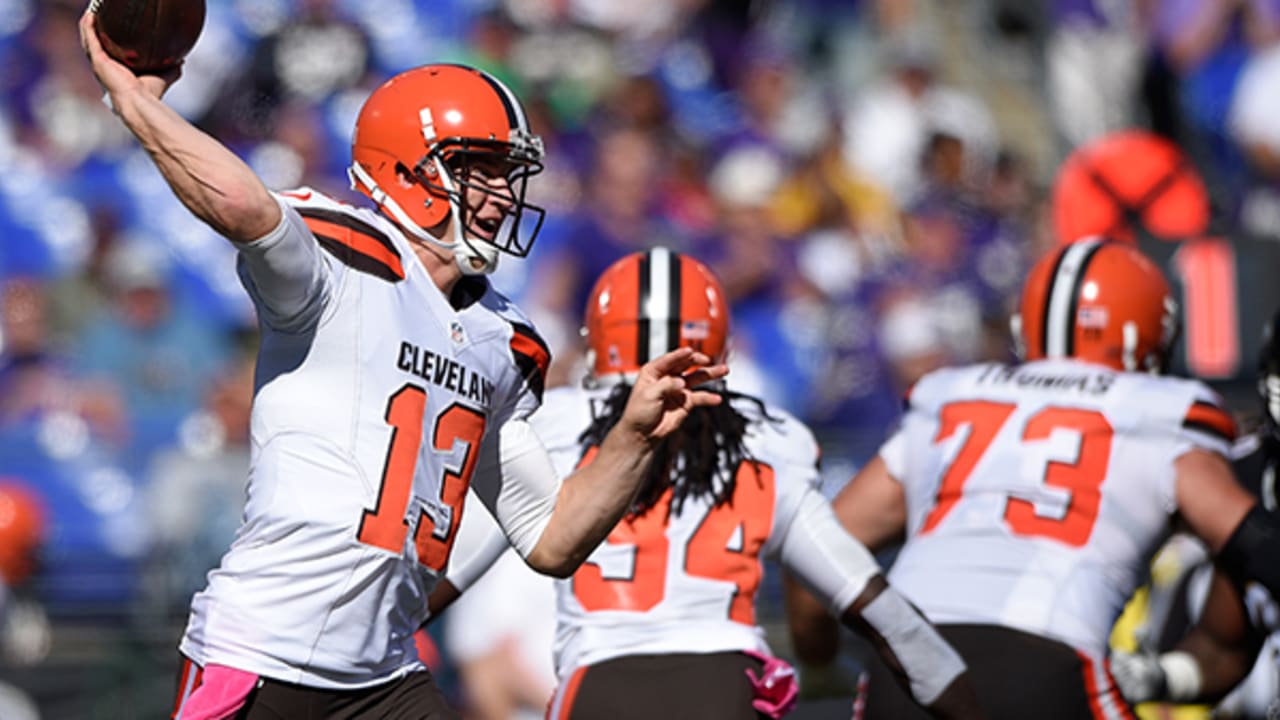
[80,8,729,720]
[793,238,1259,719]
[433,248,984,719]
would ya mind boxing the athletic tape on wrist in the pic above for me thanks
[861,589,966,706]
[1158,651,1202,702]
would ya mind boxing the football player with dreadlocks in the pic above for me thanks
[1109,309,1280,715]
[81,9,726,719]
[434,248,983,720]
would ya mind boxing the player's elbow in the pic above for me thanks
[207,183,281,243]
[523,544,581,579]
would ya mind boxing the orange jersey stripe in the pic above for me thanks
[511,332,550,379]
[552,665,589,720]
[171,658,204,719]
[1076,651,1136,720]
[1183,400,1237,442]
[303,217,405,280]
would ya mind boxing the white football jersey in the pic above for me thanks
[882,358,1236,658]
[530,383,823,677]
[180,189,549,689]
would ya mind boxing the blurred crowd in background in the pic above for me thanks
[3,0,1280,717]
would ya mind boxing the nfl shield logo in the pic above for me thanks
[450,321,466,345]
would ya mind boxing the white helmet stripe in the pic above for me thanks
[645,247,674,362]
[468,67,527,133]
[1045,238,1103,358]
[420,108,436,142]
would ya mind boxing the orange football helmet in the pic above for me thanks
[1013,237,1177,372]
[349,63,545,275]
[584,248,729,379]
[0,480,44,586]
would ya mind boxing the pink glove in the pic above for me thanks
[743,650,799,718]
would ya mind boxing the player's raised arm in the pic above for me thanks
[523,347,726,577]
[78,9,280,242]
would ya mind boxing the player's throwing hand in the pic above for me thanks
[78,10,179,104]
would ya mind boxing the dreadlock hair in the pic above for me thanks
[578,381,781,518]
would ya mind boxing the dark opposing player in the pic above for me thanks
[80,9,727,719]
[1110,309,1280,713]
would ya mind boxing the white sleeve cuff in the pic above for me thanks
[470,419,559,560]
[776,488,879,615]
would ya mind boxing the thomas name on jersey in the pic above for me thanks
[398,340,495,407]
[975,364,1116,396]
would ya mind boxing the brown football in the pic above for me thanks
[91,0,206,74]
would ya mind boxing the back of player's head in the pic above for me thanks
[0,480,44,587]
[1012,237,1177,373]
[583,247,729,381]
[1259,308,1280,439]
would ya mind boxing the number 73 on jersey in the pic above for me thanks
[921,400,1113,547]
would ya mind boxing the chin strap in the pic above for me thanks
[429,156,499,276]
[347,161,499,276]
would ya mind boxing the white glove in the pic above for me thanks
[1110,650,1202,704]
[1110,650,1167,705]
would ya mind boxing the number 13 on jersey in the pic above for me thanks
[357,384,487,572]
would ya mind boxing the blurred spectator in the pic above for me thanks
[71,241,232,459]
[0,277,124,441]
[1228,41,1280,237]
[779,126,903,302]
[1146,0,1280,219]
[142,334,255,617]
[877,291,963,392]
[204,0,372,143]
[0,278,70,428]
[6,1,130,167]
[692,145,818,414]
[1045,0,1145,150]
[716,32,830,161]
[841,27,998,205]
[895,192,1024,361]
[524,125,688,385]
[0,479,46,720]
[0,479,49,664]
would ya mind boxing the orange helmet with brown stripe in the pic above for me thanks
[584,247,729,380]
[1012,237,1178,373]
[348,63,545,276]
